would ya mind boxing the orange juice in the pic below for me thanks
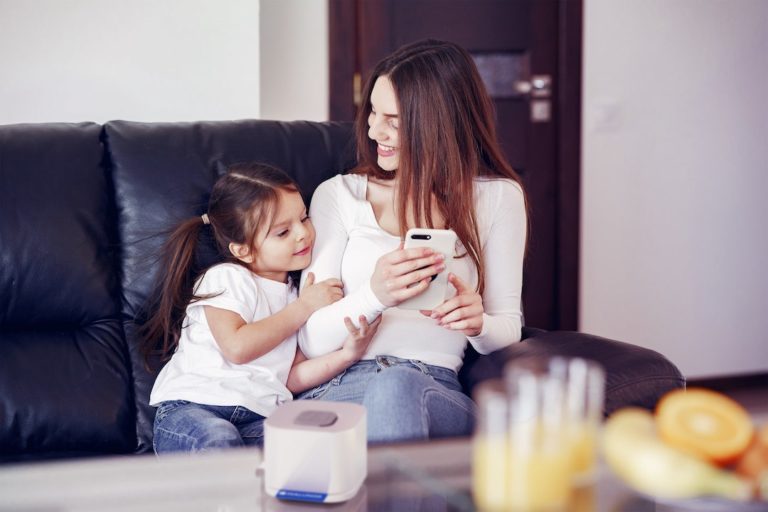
[506,424,572,510]
[507,444,571,509]
[568,422,599,484]
[472,435,509,510]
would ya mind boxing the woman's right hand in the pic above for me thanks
[298,272,344,312]
[370,243,446,307]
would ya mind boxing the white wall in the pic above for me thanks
[581,0,768,378]
[259,0,328,121]
[0,0,260,123]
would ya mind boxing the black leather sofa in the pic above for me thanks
[0,120,685,462]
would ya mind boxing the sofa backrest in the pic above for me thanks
[0,123,133,459]
[0,120,355,459]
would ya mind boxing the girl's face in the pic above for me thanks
[367,75,400,172]
[234,189,315,282]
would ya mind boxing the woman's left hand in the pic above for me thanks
[421,273,484,336]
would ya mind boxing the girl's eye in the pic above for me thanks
[301,215,311,223]
[276,230,289,238]
[389,119,398,130]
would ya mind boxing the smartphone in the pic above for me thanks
[397,228,457,310]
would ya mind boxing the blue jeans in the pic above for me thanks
[296,356,476,443]
[152,400,266,454]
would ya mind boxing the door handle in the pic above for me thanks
[514,75,553,122]
[514,75,552,98]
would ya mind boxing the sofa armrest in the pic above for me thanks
[459,330,686,415]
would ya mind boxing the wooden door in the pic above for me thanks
[329,0,582,331]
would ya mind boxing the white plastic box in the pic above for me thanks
[263,400,367,503]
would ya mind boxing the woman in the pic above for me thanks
[298,39,528,442]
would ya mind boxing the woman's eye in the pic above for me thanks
[301,215,311,223]
[389,120,398,129]
[276,230,289,238]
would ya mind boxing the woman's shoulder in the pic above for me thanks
[473,176,524,203]
[314,172,367,200]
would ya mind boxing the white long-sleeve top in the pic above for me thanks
[299,173,526,373]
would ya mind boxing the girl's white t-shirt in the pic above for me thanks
[149,263,296,417]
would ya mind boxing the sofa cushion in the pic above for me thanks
[102,119,356,452]
[0,123,133,459]
[463,330,686,415]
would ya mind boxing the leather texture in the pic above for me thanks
[0,119,683,462]
[0,123,133,459]
[464,330,686,415]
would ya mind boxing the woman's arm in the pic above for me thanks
[299,178,390,357]
[467,180,527,352]
[427,180,526,353]
[300,178,447,357]
[287,315,381,393]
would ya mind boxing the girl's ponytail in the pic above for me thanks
[140,216,209,367]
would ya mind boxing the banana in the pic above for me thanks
[602,408,752,501]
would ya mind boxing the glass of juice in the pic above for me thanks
[553,357,605,485]
[472,379,510,511]
[504,358,572,510]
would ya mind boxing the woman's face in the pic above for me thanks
[367,76,400,172]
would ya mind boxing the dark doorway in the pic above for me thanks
[329,0,582,331]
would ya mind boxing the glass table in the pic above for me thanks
[0,437,752,511]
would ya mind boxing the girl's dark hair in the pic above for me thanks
[353,39,529,295]
[140,162,299,366]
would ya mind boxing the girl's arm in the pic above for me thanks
[287,315,381,393]
[205,273,343,365]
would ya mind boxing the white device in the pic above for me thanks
[263,400,367,503]
[397,228,457,310]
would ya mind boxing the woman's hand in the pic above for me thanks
[341,314,382,362]
[298,272,344,313]
[422,273,484,336]
[370,243,446,307]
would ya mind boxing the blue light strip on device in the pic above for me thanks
[276,489,328,503]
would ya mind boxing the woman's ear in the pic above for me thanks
[228,242,254,263]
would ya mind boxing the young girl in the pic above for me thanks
[141,162,380,454]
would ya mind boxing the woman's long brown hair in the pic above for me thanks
[353,39,528,295]
[139,163,299,367]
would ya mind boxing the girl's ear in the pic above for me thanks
[228,242,254,263]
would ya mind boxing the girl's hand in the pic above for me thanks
[341,314,382,362]
[370,242,446,307]
[298,272,344,312]
[421,273,484,336]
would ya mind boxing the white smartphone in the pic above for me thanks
[397,228,457,310]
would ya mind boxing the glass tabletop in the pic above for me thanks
[1,437,758,511]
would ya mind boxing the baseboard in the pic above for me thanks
[687,371,768,391]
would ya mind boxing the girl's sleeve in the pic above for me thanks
[188,265,257,323]
[299,177,386,358]
[466,180,527,354]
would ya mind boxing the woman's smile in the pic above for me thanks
[377,143,397,157]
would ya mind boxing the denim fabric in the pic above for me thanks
[296,356,476,443]
[152,400,266,454]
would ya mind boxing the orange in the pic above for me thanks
[656,388,754,466]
